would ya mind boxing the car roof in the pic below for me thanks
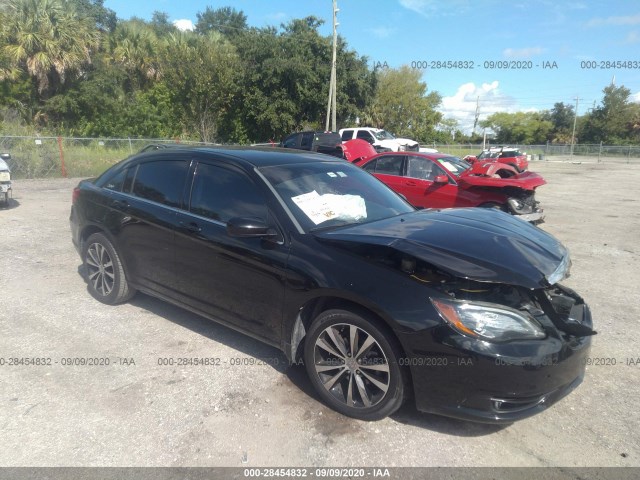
[370,152,455,160]
[133,145,345,168]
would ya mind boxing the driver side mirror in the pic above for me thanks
[434,175,449,184]
[227,217,277,239]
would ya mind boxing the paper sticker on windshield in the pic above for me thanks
[337,171,347,177]
[291,191,366,225]
[438,161,457,172]
[327,172,337,177]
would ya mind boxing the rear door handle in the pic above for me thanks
[180,221,201,234]
[110,199,129,210]
[404,181,417,186]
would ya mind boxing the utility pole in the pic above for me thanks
[325,0,338,131]
[472,96,480,134]
[570,96,581,156]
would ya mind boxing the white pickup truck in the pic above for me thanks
[339,127,421,153]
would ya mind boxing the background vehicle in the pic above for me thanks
[339,127,419,152]
[464,146,529,172]
[281,131,343,157]
[0,153,12,205]
[357,152,545,222]
[70,146,592,422]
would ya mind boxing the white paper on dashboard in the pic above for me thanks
[291,190,367,225]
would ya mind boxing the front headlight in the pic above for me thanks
[547,253,571,285]
[431,298,546,342]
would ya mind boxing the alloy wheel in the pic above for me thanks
[313,323,391,409]
[85,242,115,297]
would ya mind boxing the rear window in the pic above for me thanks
[132,160,188,208]
[341,130,354,141]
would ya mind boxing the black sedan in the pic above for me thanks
[70,146,594,422]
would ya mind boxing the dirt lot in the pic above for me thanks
[0,160,638,468]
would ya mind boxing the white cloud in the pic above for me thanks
[631,92,640,103]
[266,12,288,22]
[624,31,640,44]
[503,47,544,58]
[173,19,194,31]
[586,14,640,27]
[398,0,471,17]
[440,81,521,133]
[368,27,396,39]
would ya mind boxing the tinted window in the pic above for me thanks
[300,133,314,149]
[282,134,298,148]
[132,160,188,207]
[356,130,374,143]
[190,163,267,223]
[363,160,377,172]
[374,156,403,175]
[341,130,353,141]
[103,169,127,192]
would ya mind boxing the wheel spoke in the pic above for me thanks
[354,334,375,360]
[316,337,345,360]
[349,325,358,357]
[326,326,348,358]
[346,373,354,406]
[358,362,390,373]
[322,367,347,391]
[87,247,100,266]
[315,363,343,373]
[354,374,371,407]
[359,369,389,394]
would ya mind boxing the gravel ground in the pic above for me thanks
[0,159,638,468]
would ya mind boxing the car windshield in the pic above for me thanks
[435,156,470,176]
[259,162,414,232]
[373,130,396,140]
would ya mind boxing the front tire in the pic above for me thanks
[83,232,135,305]
[303,309,408,420]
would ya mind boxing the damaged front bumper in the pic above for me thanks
[398,284,593,423]
[507,196,544,223]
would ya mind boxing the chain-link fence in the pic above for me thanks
[2,136,639,179]
[429,143,640,163]
[0,136,209,179]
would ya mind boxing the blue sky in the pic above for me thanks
[104,0,640,132]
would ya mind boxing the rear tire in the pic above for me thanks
[303,309,408,420]
[83,232,135,305]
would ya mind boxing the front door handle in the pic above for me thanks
[179,221,201,234]
[404,181,417,186]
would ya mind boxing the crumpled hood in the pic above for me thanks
[313,208,568,289]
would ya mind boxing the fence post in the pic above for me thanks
[598,142,602,163]
[629,146,632,164]
[57,136,67,178]
[128,137,133,155]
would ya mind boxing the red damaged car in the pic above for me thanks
[355,152,545,223]
[464,147,529,172]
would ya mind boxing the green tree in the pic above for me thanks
[480,111,553,144]
[0,0,100,97]
[161,31,241,142]
[150,11,177,38]
[109,20,161,91]
[195,6,247,38]
[580,85,636,144]
[361,66,442,141]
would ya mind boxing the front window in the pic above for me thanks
[434,156,470,176]
[260,162,413,232]
[372,129,396,140]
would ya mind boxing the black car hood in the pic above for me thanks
[313,208,568,289]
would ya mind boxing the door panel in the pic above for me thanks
[173,162,289,343]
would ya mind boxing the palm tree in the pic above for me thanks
[0,0,100,96]
[109,21,161,89]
